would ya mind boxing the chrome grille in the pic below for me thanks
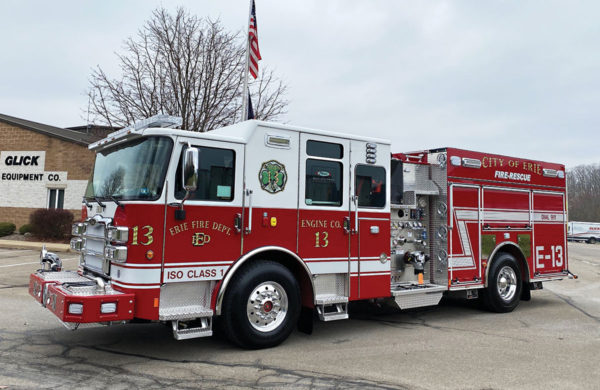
[78,217,111,275]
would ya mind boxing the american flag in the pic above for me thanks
[248,0,261,79]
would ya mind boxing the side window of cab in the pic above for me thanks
[175,146,235,201]
[305,140,344,207]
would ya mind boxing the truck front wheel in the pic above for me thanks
[220,260,300,349]
[482,253,522,313]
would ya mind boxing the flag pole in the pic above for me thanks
[241,0,253,122]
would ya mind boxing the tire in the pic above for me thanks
[588,237,597,244]
[482,253,522,313]
[220,260,300,349]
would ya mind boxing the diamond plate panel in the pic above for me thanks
[160,305,213,321]
[394,290,443,309]
[313,273,346,296]
[57,284,124,296]
[427,152,449,287]
[36,271,89,283]
[159,281,215,320]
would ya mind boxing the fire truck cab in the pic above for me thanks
[29,116,571,348]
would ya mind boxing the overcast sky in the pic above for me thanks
[1,1,598,168]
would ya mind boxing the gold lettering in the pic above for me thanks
[192,232,211,246]
[314,231,330,248]
[133,226,139,243]
[132,225,154,245]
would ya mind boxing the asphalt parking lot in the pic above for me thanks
[0,243,598,389]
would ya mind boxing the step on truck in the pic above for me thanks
[29,115,574,348]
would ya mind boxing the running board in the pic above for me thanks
[159,305,213,321]
[315,295,349,321]
[171,318,212,340]
[391,283,446,310]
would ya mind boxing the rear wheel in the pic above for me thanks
[482,253,522,313]
[221,260,300,349]
[588,237,597,244]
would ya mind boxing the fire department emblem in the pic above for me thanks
[259,160,287,194]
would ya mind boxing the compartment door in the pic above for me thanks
[532,191,567,275]
[449,184,482,284]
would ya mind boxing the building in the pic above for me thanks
[0,113,104,228]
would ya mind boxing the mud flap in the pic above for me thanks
[521,282,531,301]
[297,306,314,335]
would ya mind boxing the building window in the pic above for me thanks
[48,189,65,209]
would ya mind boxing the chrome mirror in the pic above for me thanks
[182,147,199,192]
[177,145,199,220]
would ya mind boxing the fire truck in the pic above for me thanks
[29,115,573,349]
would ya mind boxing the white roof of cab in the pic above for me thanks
[209,120,391,145]
[90,120,390,150]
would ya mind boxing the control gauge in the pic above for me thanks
[418,197,427,208]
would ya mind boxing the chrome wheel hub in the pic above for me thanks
[497,266,517,302]
[247,281,288,332]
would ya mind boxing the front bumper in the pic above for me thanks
[29,271,135,324]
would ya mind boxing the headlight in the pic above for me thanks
[104,245,127,262]
[72,223,86,236]
[68,303,83,315]
[70,237,84,252]
[106,226,128,244]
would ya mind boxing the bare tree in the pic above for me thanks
[567,163,600,222]
[87,7,288,131]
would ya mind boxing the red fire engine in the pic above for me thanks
[29,115,573,348]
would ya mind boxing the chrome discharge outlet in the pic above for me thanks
[40,245,62,272]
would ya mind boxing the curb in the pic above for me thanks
[0,240,70,253]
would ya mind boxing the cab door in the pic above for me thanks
[297,134,351,292]
[349,140,391,299]
[163,138,244,284]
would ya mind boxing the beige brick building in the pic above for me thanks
[0,114,103,228]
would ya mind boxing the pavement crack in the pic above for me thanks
[0,284,29,290]
[83,344,412,389]
[548,291,600,323]
[357,314,530,343]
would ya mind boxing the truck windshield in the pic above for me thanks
[85,136,173,201]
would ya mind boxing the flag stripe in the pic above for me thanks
[248,1,261,79]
